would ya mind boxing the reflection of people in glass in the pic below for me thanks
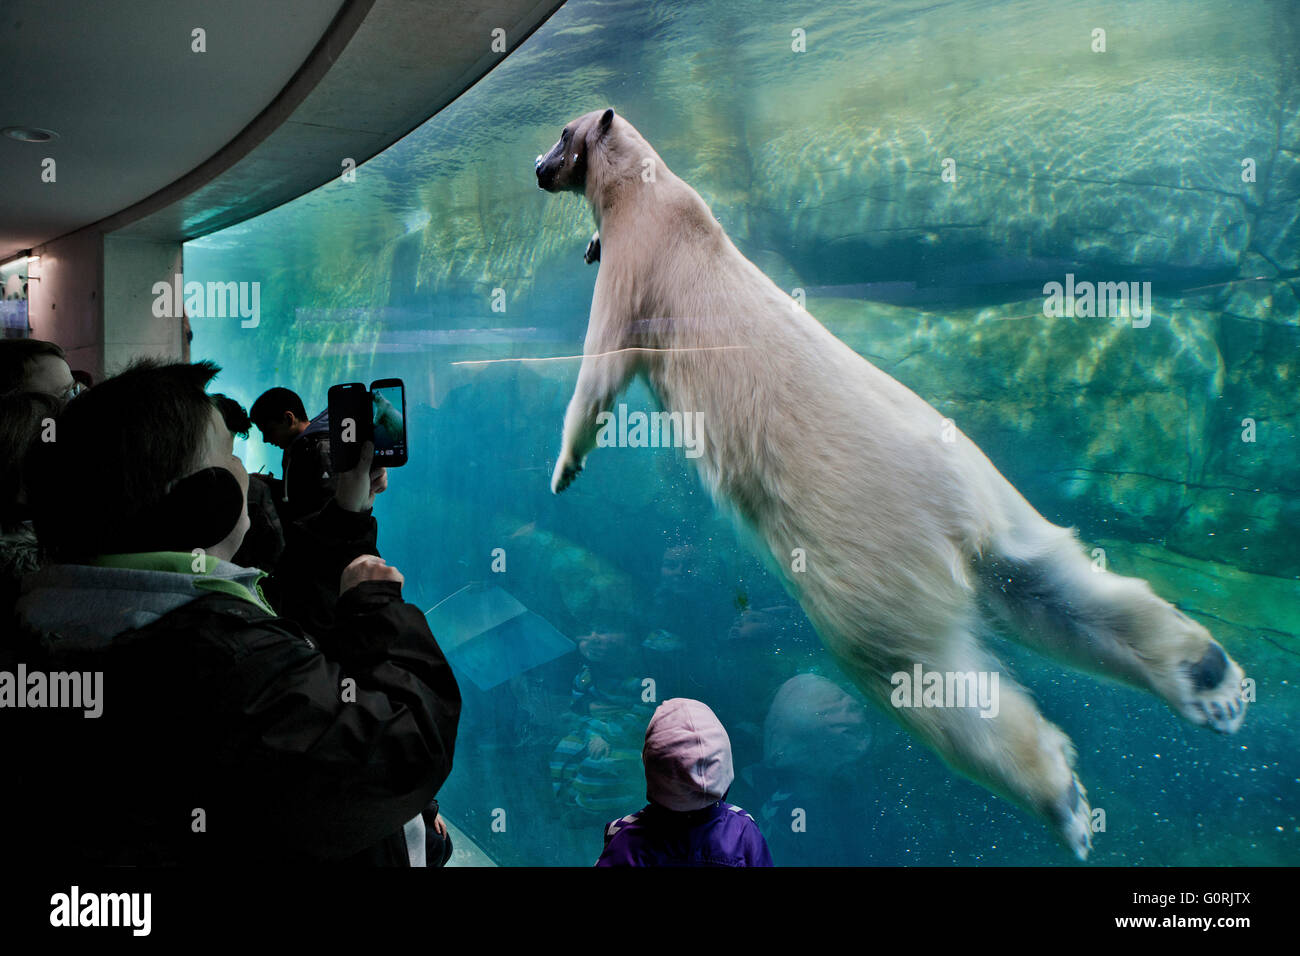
[649,542,697,640]
[732,673,876,865]
[647,541,718,700]
[549,625,653,823]
[654,542,693,600]
[709,597,820,753]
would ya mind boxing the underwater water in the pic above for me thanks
[184,0,1299,865]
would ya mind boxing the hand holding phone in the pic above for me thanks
[333,440,388,513]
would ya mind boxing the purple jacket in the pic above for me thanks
[595,800,774,867]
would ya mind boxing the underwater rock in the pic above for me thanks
[748,67,1274,291]
[1216,256,1282,324]
[1167,488,1300,582]
[1201,314,1300,576]
[810,295,1299,576]
[1254,200,1300,275]
[356,0,1299,318]
[1255,79,1300,274]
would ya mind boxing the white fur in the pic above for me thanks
[547,112,1248,859]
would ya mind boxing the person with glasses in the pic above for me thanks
[0,338,80,399]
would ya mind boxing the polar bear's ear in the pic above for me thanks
[598,108,614,135]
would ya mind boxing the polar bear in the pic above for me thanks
[535,108,1248,859]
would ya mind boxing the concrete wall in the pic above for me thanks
[102,236,186,374]
[25,231,186,381]
[27,226,103,380]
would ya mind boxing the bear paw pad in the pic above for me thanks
[1176,643,1248,735]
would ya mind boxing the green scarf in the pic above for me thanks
[90,551,275,615]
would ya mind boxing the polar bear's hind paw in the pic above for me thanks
[1179,643,1248,734]
[1047,774,1093,861]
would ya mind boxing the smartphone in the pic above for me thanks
[327,382,371,472]
[369,378,408,467]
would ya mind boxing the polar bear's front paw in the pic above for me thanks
[584,232,600,265]
[551,455,583,494]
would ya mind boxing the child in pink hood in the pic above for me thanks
[595,698,773,866]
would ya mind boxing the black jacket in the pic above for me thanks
[280,411,338,525]
[231,473,286,572]
[8,501,460,866]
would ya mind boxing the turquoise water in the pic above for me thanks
[185,0,1299,865]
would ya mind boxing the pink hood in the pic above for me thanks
[643,698,734,811]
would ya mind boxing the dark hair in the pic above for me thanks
[250,387,307,427]
[0,391,62,531]
[70,368,94,389]
[211,393,252,438]
[26,359,221,561]
[0,339,66,393]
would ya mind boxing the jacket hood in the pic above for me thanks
[300,409,330,439]
[15,552,273,652]
[642,698,734,812]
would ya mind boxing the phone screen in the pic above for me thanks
[370,382,407,466]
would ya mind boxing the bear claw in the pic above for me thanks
[1186,694,1247,734]
[551,460,582,494]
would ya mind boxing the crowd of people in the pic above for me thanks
[0,338,808,867]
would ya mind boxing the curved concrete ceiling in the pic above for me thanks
[0,0,565,262]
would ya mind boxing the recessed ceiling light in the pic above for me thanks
[3,127,58,143]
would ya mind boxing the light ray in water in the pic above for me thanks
[451,344,751,366]
[1180,276,1271,293]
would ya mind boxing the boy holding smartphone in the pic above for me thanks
[11,359,457,865]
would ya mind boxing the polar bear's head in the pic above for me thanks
[535,107,615,193]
